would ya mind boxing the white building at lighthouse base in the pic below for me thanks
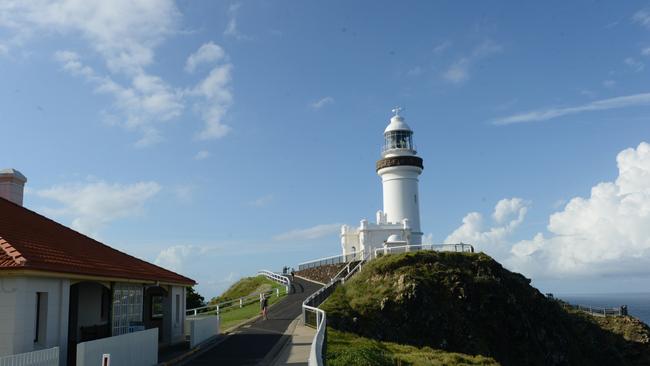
[341,210,414,258]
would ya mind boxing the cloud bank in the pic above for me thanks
[0,1,234,146]
[35,179,161,237]
[446,142,650,281]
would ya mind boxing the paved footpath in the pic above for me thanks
[183,277,321,366]
[271,319,316,366]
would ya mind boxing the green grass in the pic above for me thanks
[219,291,285,330]
[198,275,288,331]
[210,275,284,303]
[327,328,500,366]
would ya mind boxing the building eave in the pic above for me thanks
[0,268,195,286]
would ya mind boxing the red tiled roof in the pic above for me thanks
[0,197,195,285]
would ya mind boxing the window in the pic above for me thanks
[383,130,413,152]
[111,283,143,336]
[151,295,164,319]
[175,294,180,324]
[34,292,48,345]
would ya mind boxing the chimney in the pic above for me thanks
[0,169,27,206]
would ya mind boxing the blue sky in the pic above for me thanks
[2,1,650,298]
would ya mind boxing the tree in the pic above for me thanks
[186,286,205,309]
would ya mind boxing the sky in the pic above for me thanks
[2,1,650,299]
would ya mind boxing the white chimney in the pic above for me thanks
[0,169,27,206]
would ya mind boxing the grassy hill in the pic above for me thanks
[207,275,288,330]
[210,275,283,304]
[321,251,650,366]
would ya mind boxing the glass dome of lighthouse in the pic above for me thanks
[382,107,416,157]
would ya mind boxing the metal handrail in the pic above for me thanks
[563,303,627,317]
[186,288,280,317]
[186,270,291,317]
[343,251,367,283]
[258,269,292,293]
[298,250,364,271]
[305,305,326,366]
[301,251,368,366]
[373,243,474,258]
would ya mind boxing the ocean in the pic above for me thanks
[557,293,650,325]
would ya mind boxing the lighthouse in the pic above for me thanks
[377,107,423,244]
[340,108,424,257]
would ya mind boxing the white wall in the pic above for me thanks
[76,328,157,366]
[0,277,18,357]
[378,165,423,244]
[186,316,219,348]
[169,286,186,345]
[0,276,70,366]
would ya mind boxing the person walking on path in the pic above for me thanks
[260,294,269,320]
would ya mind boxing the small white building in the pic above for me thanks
[0,169,195,366]
[341,109,424,257]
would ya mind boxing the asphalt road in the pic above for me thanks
[184,277,321,366]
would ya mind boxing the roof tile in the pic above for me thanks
[0,197,194,285]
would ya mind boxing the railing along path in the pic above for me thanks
[299,242,476,365]
[302,251,368,366]
[373,243,474,258]
[186,270,291,318]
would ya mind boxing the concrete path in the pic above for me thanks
[182,278,320,366]
[270,317,316,366]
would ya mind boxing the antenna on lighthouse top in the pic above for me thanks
[391,106,403,117]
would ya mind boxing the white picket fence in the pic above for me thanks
[0,347,59,366]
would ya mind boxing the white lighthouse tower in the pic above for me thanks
[377,107,423,244]
[341,108,424,257]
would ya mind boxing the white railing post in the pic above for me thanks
[276,288,279,297]
[217,305,220,315]
[240,298,243,308]
[194,309,197,316]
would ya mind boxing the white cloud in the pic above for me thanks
[155,245,196,273]
[173,184,195,204]
[445,198,529,257]
[185,42,225,73]
[508,142,650,278]
[54,51,184,147]
[493,93,650,125]
[432,40,451,54]
[194,150,211,160]
[445,143,650,280]
[603,79,616,88]
[310,96,334,110]
[633,8,650,29]
[274,223,342,241]
[624,57,645,72]
[2,2,235,146]
[154,244,220,273]
[248,194,273,207]
[442,40,502,85]
[190,62,234,140]
[642,47,650,56]
[35,179,161,237]
[406,66,423,77]
[422,233,434,245]
[0,0,179,74]
[443,58,469,84]
[223,3,249,40]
